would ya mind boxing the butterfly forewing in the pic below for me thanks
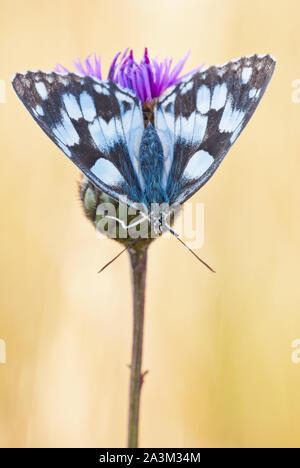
[12,72,145,207]
[155,54,276,204]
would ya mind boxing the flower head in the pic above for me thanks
[55,48,203,104]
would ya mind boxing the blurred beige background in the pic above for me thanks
[0,0,300,448]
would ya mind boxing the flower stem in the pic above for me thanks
[127,246,148,448]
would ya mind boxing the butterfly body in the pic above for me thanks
[139,124,169,208]
[12,55,276,224]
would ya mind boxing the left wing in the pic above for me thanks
[155,54,276,204]
[12,72,145,208]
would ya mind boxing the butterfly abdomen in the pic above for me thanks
[139,124,168,206]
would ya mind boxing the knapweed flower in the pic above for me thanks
[55,47,203,104]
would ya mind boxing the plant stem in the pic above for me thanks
[127,246,148,448]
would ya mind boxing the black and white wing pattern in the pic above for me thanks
[12,72,145,207]
[155,54,276,204]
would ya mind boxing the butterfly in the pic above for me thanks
[12,54,275,270]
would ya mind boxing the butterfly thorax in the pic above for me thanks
[139,123,169,210]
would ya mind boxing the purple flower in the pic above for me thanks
[54,48,203,104]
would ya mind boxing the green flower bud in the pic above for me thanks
[80,175,172,249]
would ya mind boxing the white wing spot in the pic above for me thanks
[181,113,196,142]
[219,99,245,133]
[35,105,44,116]
[193,114,208,146]
[91,158,124,187]
[94,84,110,95]
[219,99,233,132]
[88,119,106,152]
[242,67,252,84]
[196,85,211,114]
[249,88,257,98]
[52,111,80,147]
[183,150,214,180]
[63,93,82,120]
[35,81,48,99]
[61,111,80,145]
[79,91,97,122]
[211,83,227,111]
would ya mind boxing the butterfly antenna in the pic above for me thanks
[98,239,137,274]
[165,224,216,273]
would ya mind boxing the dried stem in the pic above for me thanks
[127,246,148,448]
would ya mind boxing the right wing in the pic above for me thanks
[155,54,276,204]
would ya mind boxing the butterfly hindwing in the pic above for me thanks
[12,72,145,207]
[155,54,276,204]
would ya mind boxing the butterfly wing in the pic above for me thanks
[12,71,145,208]
[155,54,276,204]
